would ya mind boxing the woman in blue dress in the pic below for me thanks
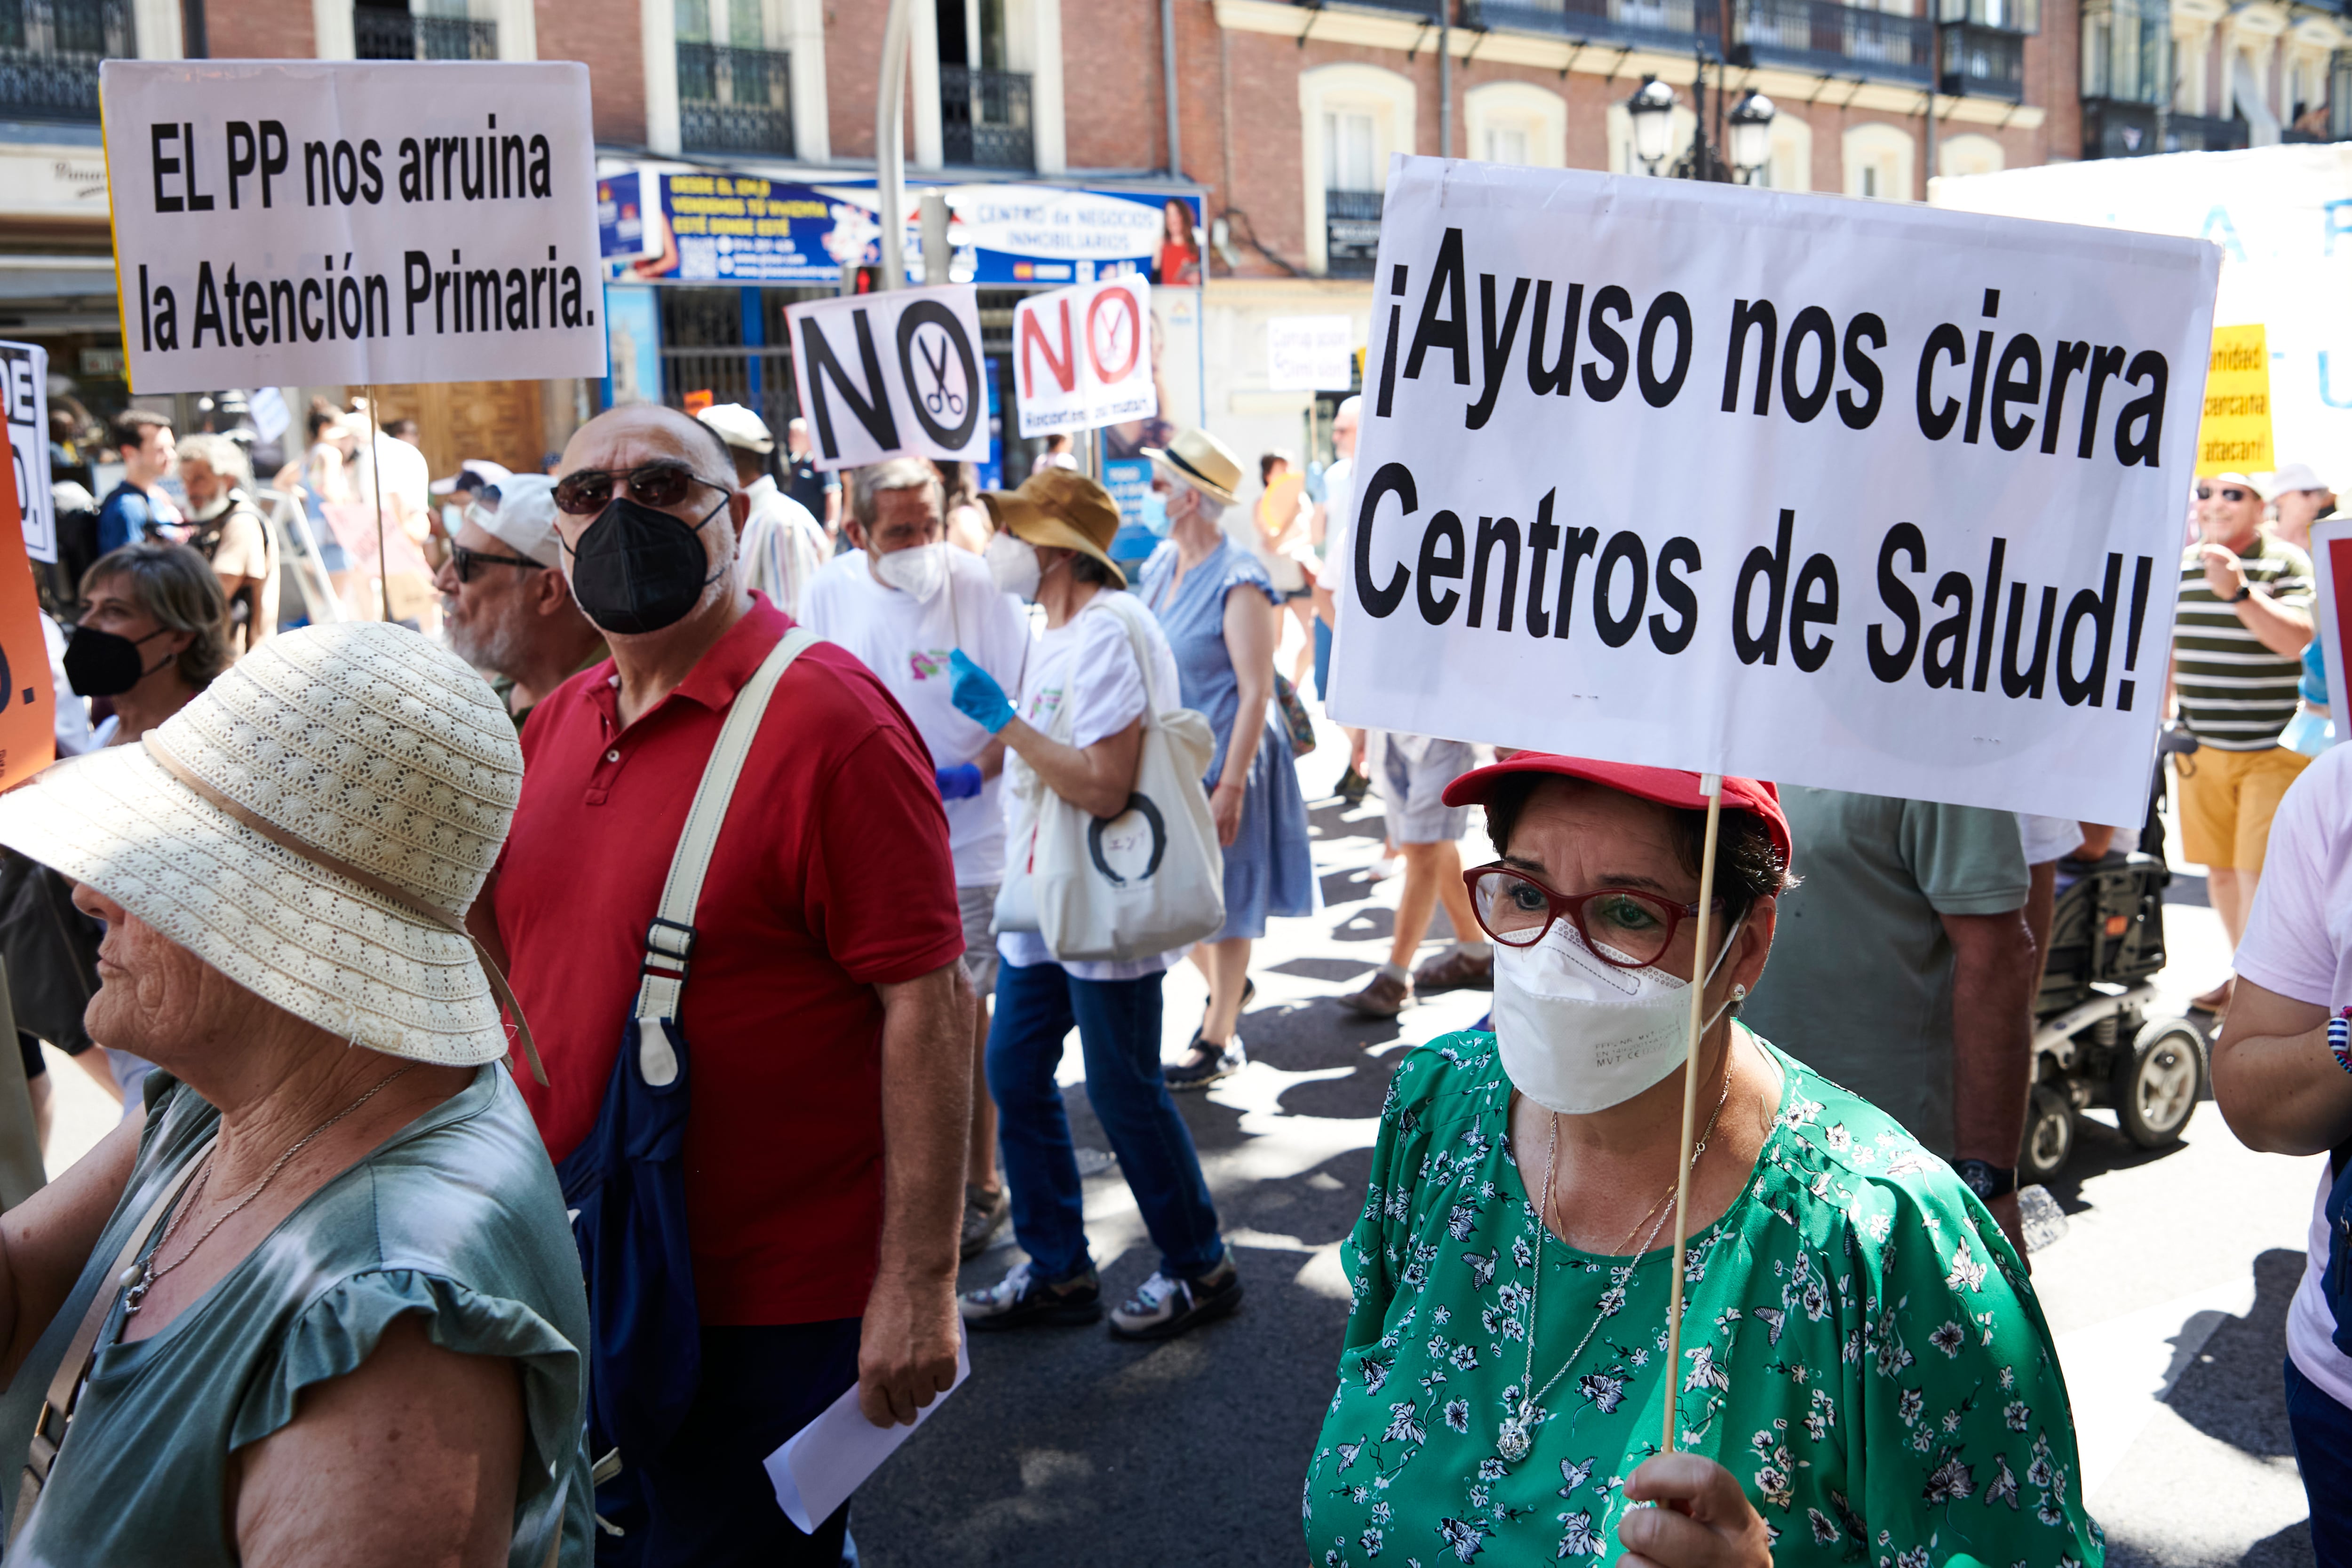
[1141,429,1317,1089]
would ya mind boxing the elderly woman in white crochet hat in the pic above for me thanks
[0,621,590,1568]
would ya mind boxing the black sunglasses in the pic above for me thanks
[2195,486,2250,503]
[448,545,545,584]
[553,459,727,516]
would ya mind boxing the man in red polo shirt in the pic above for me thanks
[484,404,969,1566]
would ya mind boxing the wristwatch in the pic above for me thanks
[1953,1160,2017,1201]
[2228,584,2254,603]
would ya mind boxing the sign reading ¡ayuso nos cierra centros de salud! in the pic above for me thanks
[1325,157,2222,828]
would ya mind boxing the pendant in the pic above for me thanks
[118,1262,149,1315]
[1497,1402,1535,1463]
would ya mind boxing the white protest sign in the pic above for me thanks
[1327,158,2220,828]
[100,61,606,394]
[2311,517,2352,748]
[0,343,52,563]
[785,285,988,469]
[1268,315,1355,391]
[1011,276,1154,437]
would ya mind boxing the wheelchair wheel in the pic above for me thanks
[2019,1084,2074,1184]
[2112,1017,2204,1148]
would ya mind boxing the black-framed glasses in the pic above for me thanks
[449,545,545,584]
[552,459,726,516]
[2195,486,2250,503]
[1463,863,1704,969]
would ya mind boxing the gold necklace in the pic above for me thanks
[1496,1042,1737,1465]
[120,1064,415,1316]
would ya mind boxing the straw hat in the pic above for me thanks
[980,467,1127,587]
[0,622,531,1069]
[1142,427,1243,508]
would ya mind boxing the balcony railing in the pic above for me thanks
[1466,0,1724,56]
[355,12,498,61]
[1326,189,1383,279]
[1940,22,2026,97]
[0,0,129,123]
[1740,0,1932,84]
[677,43,794,156]
[941,64,1032,169]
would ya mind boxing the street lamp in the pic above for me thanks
[1727,90,1778,183]
[1627,77,1678,175]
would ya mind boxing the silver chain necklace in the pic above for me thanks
[1496,1045,1735,1465]
[119,1063,416,1316]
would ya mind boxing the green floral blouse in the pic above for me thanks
[1306,1031,2103,1568]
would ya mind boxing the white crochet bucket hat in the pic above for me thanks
[0,621,534,1071]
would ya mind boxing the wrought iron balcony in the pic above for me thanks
[1740,0,1932,85]
[0,0,128,123]
[1466,0,1723,55]
[1940,21,2026,97]
[677,43,794,157]
[941,64,1032,170]
[354,11,498,61]
[1326,189,1383,279]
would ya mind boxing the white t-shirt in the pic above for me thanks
[2231,742,2352,1411]
[996,591,1184,981]
[1319,455,1357,569]
[740,475,831,622]
[356,433,431,539]
[803,546,1029,887]
[2015,813,2082,867]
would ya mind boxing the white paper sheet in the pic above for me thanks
[763,1332,971,1533]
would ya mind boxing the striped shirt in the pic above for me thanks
[2173,534,2315,750]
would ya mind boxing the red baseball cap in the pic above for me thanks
[1441,754,1794,873]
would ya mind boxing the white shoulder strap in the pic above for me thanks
[1096,591,1167,723]
[633,627,820,1072]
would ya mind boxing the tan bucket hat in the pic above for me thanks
[980,467,1128,587]
[0,622,537,1073]
[1142,427,1243,507]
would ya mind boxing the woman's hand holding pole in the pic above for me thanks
[1617,1453,1774,1568]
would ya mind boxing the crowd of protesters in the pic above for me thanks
[4,383,2349,1565]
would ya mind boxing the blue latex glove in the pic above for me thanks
[949,649,1016,733]
[935,762,984,800]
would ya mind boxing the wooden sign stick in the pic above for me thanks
[1660,772,1724,1456]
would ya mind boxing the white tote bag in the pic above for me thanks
[994,594,1225,962]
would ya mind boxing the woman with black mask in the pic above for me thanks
[7,543,233,1119]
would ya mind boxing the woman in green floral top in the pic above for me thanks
[1307,756,2099,1568]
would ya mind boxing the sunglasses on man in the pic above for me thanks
[552,459,729,517]
[448,545,545,584]
[2195,486,2251,503]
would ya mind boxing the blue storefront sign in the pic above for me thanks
[597,172,655,262]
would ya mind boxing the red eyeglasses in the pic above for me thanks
[1463,863,1706,969]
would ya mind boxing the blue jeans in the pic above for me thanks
[987,958,1224,1282]
[2288,1355,2352,1567]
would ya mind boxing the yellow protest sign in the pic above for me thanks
[2197,324,2273,475]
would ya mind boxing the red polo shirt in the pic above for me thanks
[494,595,964,1325]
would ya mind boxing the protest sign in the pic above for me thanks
[1012,277,1154,437]
[785,285,988,469]
[1326,158,2220,829]
[2195,324,2273,475]
[0,343,53,563]
[1268,316,1355,391]
[100,61,606,394]
[2311,517,2352,747]
[0,423,54,789]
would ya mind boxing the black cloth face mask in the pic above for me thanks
[563,491,730,635]
[64,625,175,698]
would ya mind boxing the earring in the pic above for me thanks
[1732,983,1747,999]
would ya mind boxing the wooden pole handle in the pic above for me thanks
[1661,773,1724,1455]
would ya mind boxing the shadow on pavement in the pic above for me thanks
[2041,1113,2196,1215]
[2163,1248,2302,1463]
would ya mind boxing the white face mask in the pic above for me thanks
[872,540,948,602]
[985,531,1042,600]
[1492,910,1747,1116]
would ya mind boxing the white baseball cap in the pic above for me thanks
[697,403,775,455]
[472,474,563,567]
[430,457,514,496]
[2270,462,2329,496]
[2207,471,2272,501]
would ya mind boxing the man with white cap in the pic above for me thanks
[2270,461,2338,554]
[698,403,829,619]
[2171,468,2316,1015]
[432,474,607,731]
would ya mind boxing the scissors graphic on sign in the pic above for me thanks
[917,334,964,418]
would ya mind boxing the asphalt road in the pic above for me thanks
[33,725,2322,1567]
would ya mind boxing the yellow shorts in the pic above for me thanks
[2174,744,2312,872]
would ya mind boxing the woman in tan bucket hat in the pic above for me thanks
[0,620,591,1567]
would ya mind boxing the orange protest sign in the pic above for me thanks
[0,422,54,789]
